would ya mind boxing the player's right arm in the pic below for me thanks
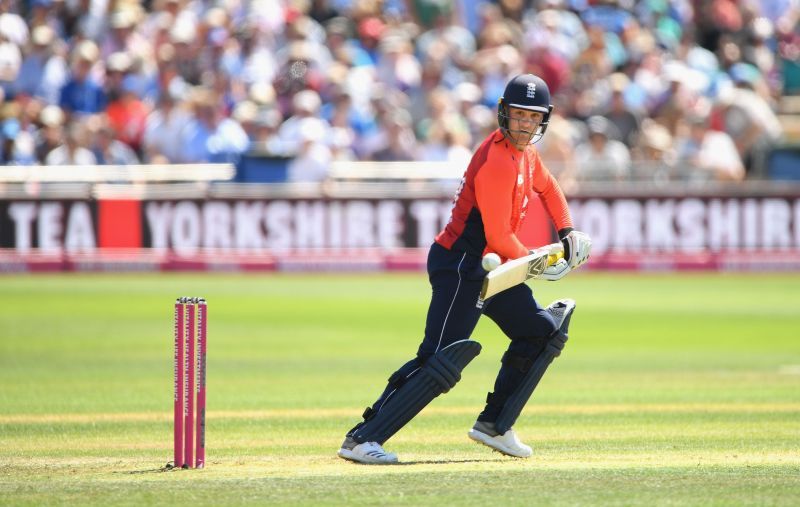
[474,158,529,261]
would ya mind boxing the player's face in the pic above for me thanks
[507,107,544,146]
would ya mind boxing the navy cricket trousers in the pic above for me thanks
[418,242,557,358]
[355,242,559,429]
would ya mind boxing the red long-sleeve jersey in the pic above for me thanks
[435,129,572,260]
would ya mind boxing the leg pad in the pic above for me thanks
[352,340,481,445]
[494,299,575,434]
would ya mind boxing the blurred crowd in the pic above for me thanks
[0,0,798,184]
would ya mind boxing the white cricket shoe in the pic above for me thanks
[337,439,398,464]
[468,421,532,458]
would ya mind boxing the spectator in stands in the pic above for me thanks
[743,16,777,79]
[0,28,21,95]
[104,51,128,97]
[581,0,635,35]
[45,121,96,165]
[574,115,631,181]
[536,111,579,188]
[273,39,326,108]
[376,32,421,92]
[367,107,418,162]
[324,87,358,161]
[777,19,800,94]
[249,108,286,156]
[473,26,522,108]
[286,117,331,182]
[0,0,28,48]
[407,0,448,29]
[1,116,18,163]
[0,0,786,178]
[248,81,278,117]
[676,114,745,182]
[276,89,330,155]
[634,120,675,181]
[231,99,258,139]
[151,43,188,102]
[407,55,444,126]
[450,81,489,148]
[31,1,60,30]
[358,83,407,156]
[416,87,470,158]
[354,16,384,67]
[100,8,151,63]
[418,123,472,164]
[59,0,103,41]
[452,82,482,121]
[573,25,613,90]
[200,16,234,82]
[9,97,40,164]
[415,7,476,87]
[87,115,140,166]
[142,91,190,163]
[35,103,63,162]
[179,87,248,163]
[650,61,700,136]
[308,0,340,25]
[603,73,642,148]
[59,40,106,117]
[716,76,783,174]
[525,0,587,63]
[360,87,394,155]
[26,0,62,33]
[12,25,67,103]
[105,52,150,154]
[120,49,157,104]
[523,20,572,95]
[236,23,280,90]
[1,113,35,164]
[170,16,203,86]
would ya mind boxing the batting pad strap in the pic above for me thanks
[351,340,482,445]
[501,351,534,372]
[494,299,575,435]
[387,370,410,390]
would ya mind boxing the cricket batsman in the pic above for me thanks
[338,74,592,464]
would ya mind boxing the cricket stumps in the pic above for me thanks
[171,297,207,470]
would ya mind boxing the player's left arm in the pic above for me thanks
[531,155,591,279]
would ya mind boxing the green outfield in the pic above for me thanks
[0,272,799,506]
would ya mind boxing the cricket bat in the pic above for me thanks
[480,243,564,300]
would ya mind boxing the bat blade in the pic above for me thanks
[480,243,564,300]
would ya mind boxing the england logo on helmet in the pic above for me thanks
[497,74,553,145]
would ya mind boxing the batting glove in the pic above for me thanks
[561,229,591,269]
[541,258,571,281]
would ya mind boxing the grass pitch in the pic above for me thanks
[0,272,799,506]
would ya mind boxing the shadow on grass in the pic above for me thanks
[118,462,197,474]
[343,457,502,466]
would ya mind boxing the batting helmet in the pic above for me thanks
[497,74,554,145]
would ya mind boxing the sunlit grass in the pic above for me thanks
[0,273,799,506]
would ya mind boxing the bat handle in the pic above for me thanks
[546,243,564,266]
